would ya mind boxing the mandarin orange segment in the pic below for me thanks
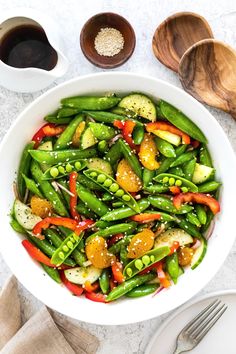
[30,195,53,218]
[127,229,155,259]
[116,158,142,192]
[72,121,86,147]
[138,133,160,170]
[85,236,115,269]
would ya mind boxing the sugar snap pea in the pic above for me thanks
[29,147,97,165]
[159,100,207,143]
[198,181,221,193]
[101,199,150,221]
[166,252,179,284]
[170,150,197,168]
[88,122,116,140]
[17,141,35,199]
[108,235,133,255]
[54,114,84,150]
[120,244,129,267]
[61,96,120,110]
[199,144,213,167]
[76,201,97,219]
[119,139,142,179]
[175,217,201,238]
[126,283,158,297]
[51,232,83,266]
[86,222,137,243]
[94,220,115,229]
[105,140,122,168]
[148,195,193,214]
[143,168,155,187]
[142,210,176,222]
[10,217,25,233]
[77,173,103,191]
[42,160,86,180]
[84,168,140,212]
[201,210,214,233]
[155,137,176,158]
[44,228,64,248]
[144,184,169,194]
[183,158,196,181]
[44,116,72,124]
[110,106,137,118]
[57,179,70,208]
[41,263,61,283]
[98,140,109,154]
[106,273,156,302]
[123,246,170,279]
[99,269,110,294]
[168,167,185,177]
[155,144,187,175]
[76,184,109,216]
[195,205,207,225]
[85,110,125,123]
[186,212,201,227]
[22,174,43,198]
[133,125,145,144]
[57,107,80,118]
[154,173,198,192]
[30,161,69,217]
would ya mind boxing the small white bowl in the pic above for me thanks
[0,72,235,325]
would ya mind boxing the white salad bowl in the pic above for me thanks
[0,72,235,325]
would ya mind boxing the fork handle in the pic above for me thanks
[172,348,184,354]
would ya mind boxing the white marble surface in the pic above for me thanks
[0,0,236,353]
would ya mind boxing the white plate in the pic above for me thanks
[145,290,236,354]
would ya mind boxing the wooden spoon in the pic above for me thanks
[152,12,213,72]
[179,39,236,118]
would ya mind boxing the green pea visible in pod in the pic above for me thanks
[42,159,87,180]
[154,173,198,192]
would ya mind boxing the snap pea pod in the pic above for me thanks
[29,147,97,165]
[51,232,83,266]
[183,158,196,181]
[108,235,133,254]
[94,220,115,229]
[195,205,207,225]
[175,217,201,238]
[57,179,70,208]
[166,252,179,284]
[86,223,137,243]
[44,116,72,124]
[84,168,140,213]
[168,167,185,177]
[106,273,156,302]
[104,140,122,168]
[126,283,158,297]
[85,110,125,123]
[170,150,197,168]
[98,140,109,154]
[133,125,145,144]
[30,161,69,217]
[198,181,221,193]
[42,160,86,180]
[186,212,201,227]
[17,141,35,200]
[41,263,61,283]
[22,174,43,198]
[112,201,123,208]
[101,192,114,201]
[201,210,214,233]
[156,103,166,119]
[54,114,84,150]
[199,144,213,167]
[144,184,169,194]
[76,184,109,216]
[57,107,80,118]
[88,122,116,140]
[120,245,129,267]
[27,232,76,267]
[44,228,64,248]
[142,210,176,222]
[77,174,103,191]
[154,173,198,192]
[148,195,193,214]
[123,246,170,279]
[99,269,110,294]
[159,100,207,143]
[110,106,137,118]
[155,144,187,175]
[101,199,150,221]
[76,201,97,219]
[61,96,120,110]
[118,139,143,179]
[10,217,25,233]
[143,168,155,187]
[155,137,176,158]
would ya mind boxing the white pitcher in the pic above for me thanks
[0,8,69,92]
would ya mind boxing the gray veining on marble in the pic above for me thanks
[0,1,236,353]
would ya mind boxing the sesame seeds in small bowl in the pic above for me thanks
[80,12,136,69]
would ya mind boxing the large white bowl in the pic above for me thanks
[0,72,235,325]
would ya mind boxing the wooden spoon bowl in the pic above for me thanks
[80,12,136,69]
[179,39,236,118]
[152,12,213,72]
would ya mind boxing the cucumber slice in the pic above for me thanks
[64,265,102,284]
[38,141,53,172]
[89,122,116,140]
[152,130,181,146]
[154,228,193,249]
[191,237,207,269]
[14,199,41,230]
[192,163,214,184]
[87,158,113,176]
[118,93,156,122]
[81,127,98,150]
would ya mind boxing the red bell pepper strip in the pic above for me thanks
[33,217,77,237]
[130,213,161,223]
[107,233,124,247]
[22,240,54,267]
[111,261,125,283]
[169,186,181,195]
[169,241,180,255]
[156,262,171,288]
[32,124,66,148]
[60,271,83,296]
[173,192,220,215]
[69,172,80,221]
[85,292,107,303]
[109,278,116,290]
[74,219,94,235]
[146,121,191,144]
[114,120,138,150]
[83,281,100,293]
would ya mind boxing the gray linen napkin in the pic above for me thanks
[0,275,99,354]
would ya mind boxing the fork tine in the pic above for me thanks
[181,299,220,334]
[191,302,225,338]
[195,305,227,342]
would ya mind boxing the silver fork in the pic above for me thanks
[173,299,227,354]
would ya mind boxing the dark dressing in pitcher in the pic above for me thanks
[0,25,58,70]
